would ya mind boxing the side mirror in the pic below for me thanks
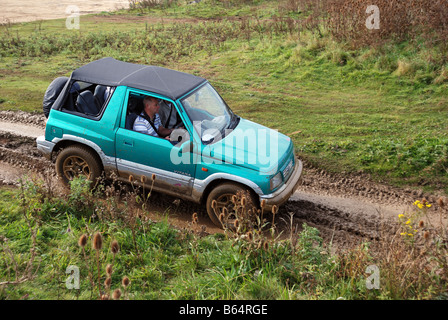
[202,133,215,144]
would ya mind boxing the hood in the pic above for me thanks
[201,118,293,175]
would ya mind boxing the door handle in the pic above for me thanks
[123,140,134,147]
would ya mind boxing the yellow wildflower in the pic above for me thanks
[413,199,432,209]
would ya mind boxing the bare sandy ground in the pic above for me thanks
[0,121,44,138]
[1,0,130,24]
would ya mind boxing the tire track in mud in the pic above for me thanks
[0,110,442,247]
[0,133,53,183]
[277,199,398,250]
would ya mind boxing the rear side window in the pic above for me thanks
[61,81,114,119]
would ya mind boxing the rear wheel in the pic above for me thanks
[206,182,257,228]
[55,145,102,187]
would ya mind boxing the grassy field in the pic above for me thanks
[0,0,448,300]
[1,175,447,300]
[0,176,358,300]
[0,0,447,193]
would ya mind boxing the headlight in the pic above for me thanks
[270,172,283,191]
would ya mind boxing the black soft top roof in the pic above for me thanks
[71,57,207,100]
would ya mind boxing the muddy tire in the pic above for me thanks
[55,145,102,187]
[206,182,257,228]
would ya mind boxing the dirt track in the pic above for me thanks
[0,110,445,249]
[1,0,129,24]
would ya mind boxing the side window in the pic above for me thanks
[124,91,189,145]
[125,91,185,133]
[61,81,114,118]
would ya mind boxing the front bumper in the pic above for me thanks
[260,158,303,210]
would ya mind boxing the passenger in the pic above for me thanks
[133,96,172,139]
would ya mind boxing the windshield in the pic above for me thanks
[181,83,234,144]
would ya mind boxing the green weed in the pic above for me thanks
[1,174,448,299]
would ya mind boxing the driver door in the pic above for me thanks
[115,89,196,196]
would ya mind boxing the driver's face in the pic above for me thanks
[152,100,160,112]
[146,99,160,114]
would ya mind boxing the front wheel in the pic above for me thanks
[55,145,102,187]
[205,183,258,228]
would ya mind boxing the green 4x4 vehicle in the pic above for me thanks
[37,58,303,227]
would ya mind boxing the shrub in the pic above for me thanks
[290,0,447,58]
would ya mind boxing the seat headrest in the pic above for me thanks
[77,90,99,115]
[94,85,108,107]
[127,96,144,114]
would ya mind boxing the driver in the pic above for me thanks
[133,96,173,139]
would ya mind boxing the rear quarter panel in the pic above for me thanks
[45,86,126,158]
